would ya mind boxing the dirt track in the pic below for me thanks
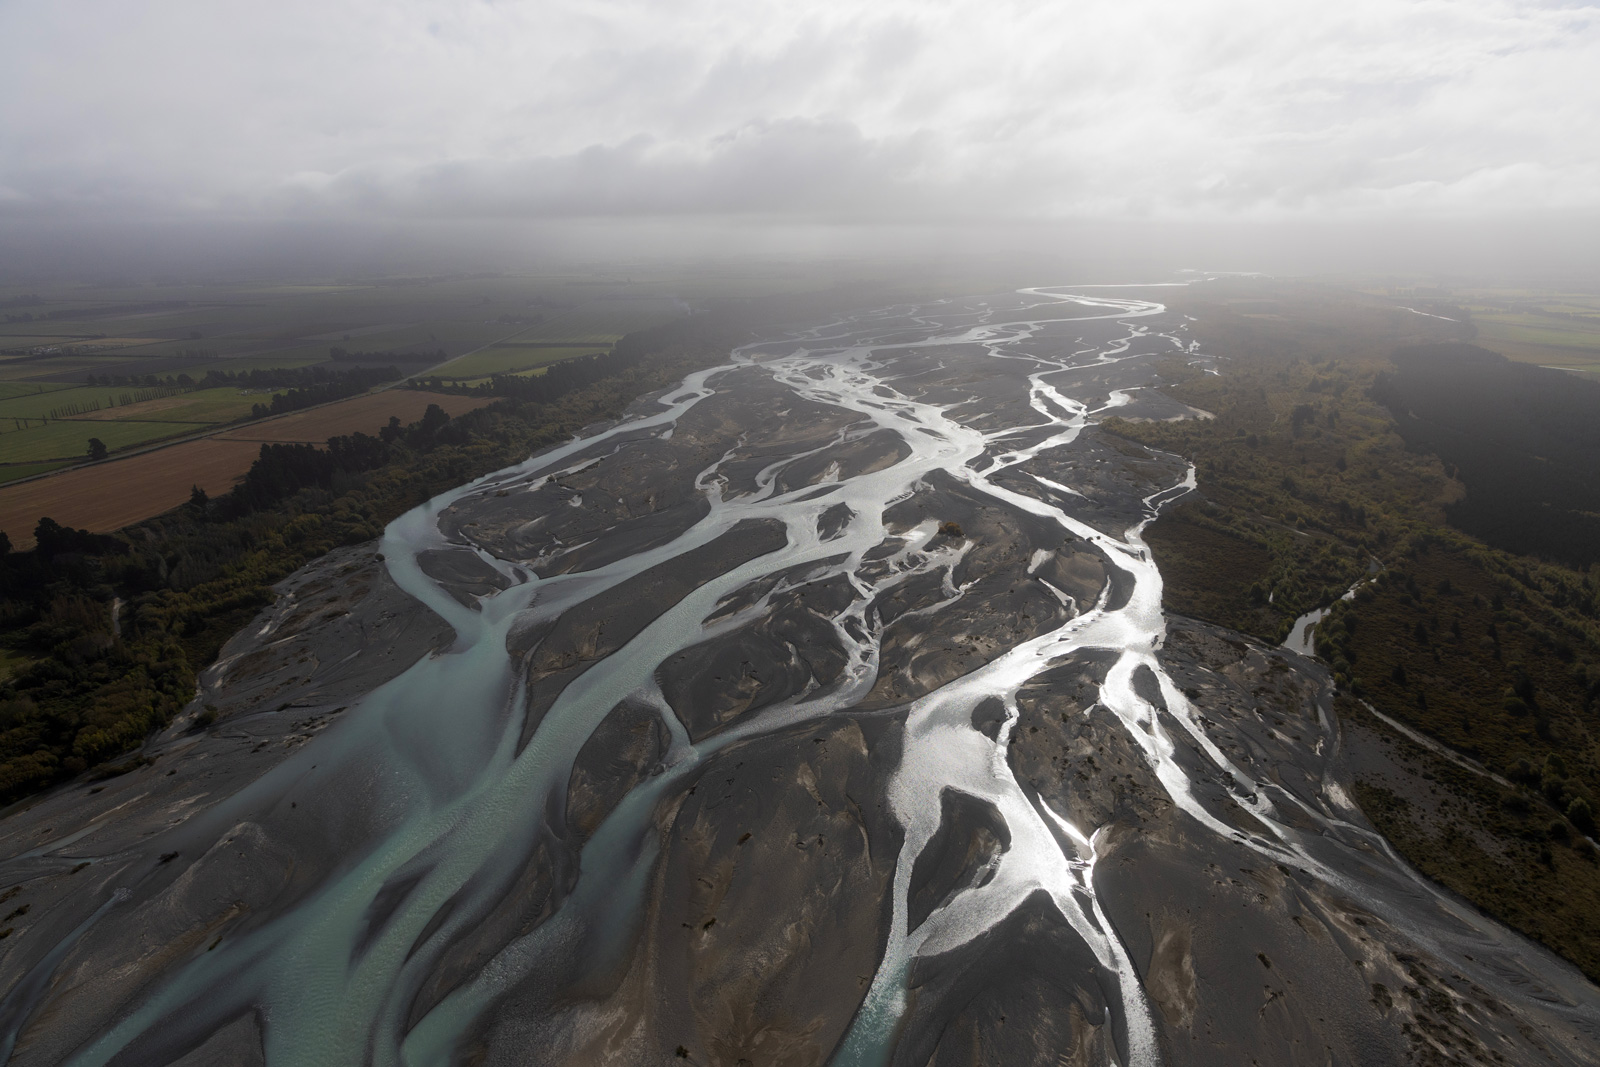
[0,391,492,547]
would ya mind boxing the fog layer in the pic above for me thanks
[2,0,1598,276]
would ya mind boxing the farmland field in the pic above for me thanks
[0,461,73,484]
[1469,309,1600,379]
[307,323,449,351]
[0,390,493,543]
[0,272,691,520]
[440,367,550,388]
[0,420,211,466]
[81,387,261,424]
[1365,288,1600,380]
[510,296,683,343]
[1473,316,1600,349]
[0,438,266,546]
[431,345,601,380]
[411,321,528,354]
[0,336,87,350]
[0,356,134,382]
[0,382,75,401]
[0,387,262,470]
[213,389,492,444]
[0,383,173,421]
[189,353,327,375]
[0,274,686,357]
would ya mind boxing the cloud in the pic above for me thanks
[0,0,1598,228]
[284,119,947,221]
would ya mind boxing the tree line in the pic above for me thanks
[85,363,398,392]
[0,311,743,805]
[1109,333,1600,979]
[247,367,401,418]
[416,318,706,401]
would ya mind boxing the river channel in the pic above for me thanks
[3,287,1598,1067]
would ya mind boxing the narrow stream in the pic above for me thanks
[11,286,1597,1066]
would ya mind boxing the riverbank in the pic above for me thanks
[5,285,1597,1066]
[1110,278,1600,981]
[0,316,747,807]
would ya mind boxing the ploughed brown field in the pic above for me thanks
[0,390,492,548]
[212,390,493,444]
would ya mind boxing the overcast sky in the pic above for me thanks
[2,0,1598,269]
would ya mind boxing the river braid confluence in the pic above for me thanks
[1,287,1598,1066]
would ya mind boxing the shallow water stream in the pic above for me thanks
[4,287,1599,1067]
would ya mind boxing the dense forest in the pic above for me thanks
[0,314,743,807]
[1370,343,1600,567]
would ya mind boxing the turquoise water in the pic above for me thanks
[18,287,1378,1067]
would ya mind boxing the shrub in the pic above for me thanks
[1568,797,1596,836]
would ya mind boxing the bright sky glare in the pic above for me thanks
[2,0,1598,230]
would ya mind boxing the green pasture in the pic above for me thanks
[438,366,551,389]
[1472,306,1600,326]
[0,461,73,486]
[1462,289,1600,311]
[0,332,97,347]
[88,343,249,365]
[1528,301,1600,317]
[104,387,259,424]
[302,322,434,347]
[1475,317,1600,351]
[0,383,259,466]
[0,355,139,382]
[0,385,259,428]
[520,297,682,343]
[0,274,694,399]
[11,306,232,341]
[0,384,149,421]
[0,382,76,401]
[0,420,210,464]
[432,345,600,380]
[190,353,326,375]
[1524,357,1600,378]
[418,321,526,354]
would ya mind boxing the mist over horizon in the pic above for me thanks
[9,7,1600,1064]
[3,0,1599,284]
[4,216,1600,289]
